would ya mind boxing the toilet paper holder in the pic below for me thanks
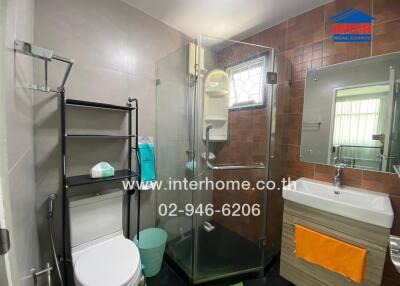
[390,235,400,273]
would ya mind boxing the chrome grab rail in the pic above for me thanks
[205,125,265,170]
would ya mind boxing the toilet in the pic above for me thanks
[69,190,142,286]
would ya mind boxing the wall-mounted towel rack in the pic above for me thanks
[14,40,74,92]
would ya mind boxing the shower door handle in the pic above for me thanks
[206,162,265,170]
[205,125,265,170]
[377,154,399,160]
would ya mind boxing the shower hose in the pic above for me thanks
[48,194,64,286]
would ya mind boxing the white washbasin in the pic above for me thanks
[283,178,394,228]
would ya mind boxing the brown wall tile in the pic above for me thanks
[322,39,335,66]
[246,21,288,51]
[266,189,284,248]
[286,128,301,146]
[291,81,305,98]
[215,0,400,282]
[213,188,264,241]
[373,19,400,55]
[286,145,315,178]
[374,0,400,24]
[341,167,363,188]
[275,114,288,148]
[217,44,269,68]
[276,84,287,115]
[287,7,324,50]
[211,97,269,241]
[288,94,303,114]
[313,165,363,188]
[361,171,400,196]
[333,42,371,63]
[287,113,302,130]
[314,164,336,183]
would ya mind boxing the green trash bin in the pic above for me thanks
[134,228,168,277]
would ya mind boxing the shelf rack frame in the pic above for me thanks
[60,92,140,284]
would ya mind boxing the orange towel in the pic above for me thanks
[294,224,367,283]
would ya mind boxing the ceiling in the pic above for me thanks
[122,0,331,40]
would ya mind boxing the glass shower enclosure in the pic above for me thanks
[156,35,281,284]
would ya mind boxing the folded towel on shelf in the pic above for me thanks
[90,162,115,178]
[295,224,367,283]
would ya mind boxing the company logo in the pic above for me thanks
[330,8,374,42]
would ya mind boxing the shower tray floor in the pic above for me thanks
[166,221,279,283]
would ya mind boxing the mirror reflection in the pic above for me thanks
[302,53,400,173]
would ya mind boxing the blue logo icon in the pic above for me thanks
[330,8,374,43]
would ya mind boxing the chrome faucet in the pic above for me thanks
[334,164,346,192]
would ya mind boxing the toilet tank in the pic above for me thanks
[69,190,123,247]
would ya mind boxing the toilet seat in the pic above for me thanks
[73,235,141,286]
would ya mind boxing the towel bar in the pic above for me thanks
[205,125,265,170]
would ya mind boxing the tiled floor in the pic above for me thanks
[244,259,293,286]
[146,262,187,286]
[147,258,293,286]
[167,221,278,281]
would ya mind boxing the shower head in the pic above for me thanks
[48,193,56,218]
[14,40,53,61]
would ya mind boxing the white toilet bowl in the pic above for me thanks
[72,232,141,286]
[69,191,142,286]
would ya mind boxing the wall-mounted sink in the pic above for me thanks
[283,178,394,228]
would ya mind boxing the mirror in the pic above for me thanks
[301,52,400,173]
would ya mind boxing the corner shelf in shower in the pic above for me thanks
[205,87,229,97]
[203,70,229,141]
[66,169,138,188]
[204,115,228,122]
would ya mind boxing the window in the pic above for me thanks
[227,56,266,109]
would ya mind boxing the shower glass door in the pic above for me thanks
[155,43,196,278]
[156,36,283,284]
[192,36,278,283]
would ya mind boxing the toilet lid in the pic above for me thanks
[74,237,141,286]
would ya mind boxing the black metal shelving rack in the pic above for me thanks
[60,92,140,284]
